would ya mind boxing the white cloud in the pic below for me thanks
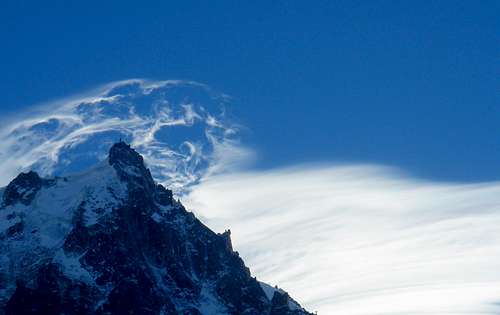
[0,79,242,193]
[2,79,500,314]
[185,164,500,314]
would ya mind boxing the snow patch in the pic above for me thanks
[151,212,163,223]
[260,281,284,301]
[259,281,304,311]
[0,159,127,295]
[198,284,230,315]
[76,161,127,226]
[288,298,302,311]
[53,249,94,284]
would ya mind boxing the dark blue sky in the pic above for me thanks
[1,1,498,182]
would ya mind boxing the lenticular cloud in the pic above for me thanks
[0,79,246,193]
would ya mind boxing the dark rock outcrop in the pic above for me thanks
[1,142,313,315]
[2,171,43,206]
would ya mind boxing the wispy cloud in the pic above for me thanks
[185,164,500,314]
[0,79,245,193]
[2,79,500,314]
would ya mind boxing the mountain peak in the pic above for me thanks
[0,142,313,315]
[108,141,155,192]
[108,141,145,170]
[108,141,174,207]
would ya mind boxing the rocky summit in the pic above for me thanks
[0,142,313,315]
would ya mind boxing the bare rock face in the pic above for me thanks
[0,142,313,315]
[2,171,44,207]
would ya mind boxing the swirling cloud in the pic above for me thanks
[0,79,251,193]
[2,79,500,314]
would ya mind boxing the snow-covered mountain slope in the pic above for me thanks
[0,142,313,315]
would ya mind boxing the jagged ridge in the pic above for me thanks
[0,142,313,315]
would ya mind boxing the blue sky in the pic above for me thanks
[1,0,498,181]
[1,3,500,313]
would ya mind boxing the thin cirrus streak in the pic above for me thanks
[185,164,500,314]
[1,80,500,314]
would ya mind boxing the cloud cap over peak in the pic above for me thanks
[0,79,247,194]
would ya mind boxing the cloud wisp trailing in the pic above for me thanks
[2,79,500,314]
[0,79,250,193]
[185,165,500,314]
